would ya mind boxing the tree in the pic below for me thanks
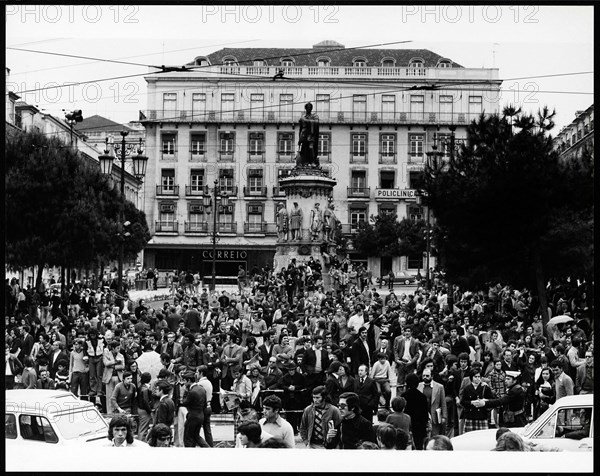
[352,213,427,259]
[5,129,150,290]
[422,107,593,329]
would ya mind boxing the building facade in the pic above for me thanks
[139,40,501,278]
[554,104,594,162]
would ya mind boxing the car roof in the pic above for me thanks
[554,394,594,406]
[6,390,98,414]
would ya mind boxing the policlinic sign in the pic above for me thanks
[375,188,418,199]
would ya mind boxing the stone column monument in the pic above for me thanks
[273,102,339,283]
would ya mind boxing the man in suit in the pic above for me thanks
[18,325,34,363]
[575,350,594,394]
[373,334,394,365]
[261,356,283,390]
[181,371,210,447]
[183,302,202,334]
[417,367,447,437]
[353,364,379,422]
[154,379,175,427]
[351,326,372,376]
[48,341,69,379]
[401,373,429,450]
[161,332,184,365]
[80,289,95,317]
[393,326,420,392]
[303,335,330,391]
[257,330,276,367]
[102,341,125,414]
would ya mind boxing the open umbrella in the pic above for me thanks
[547,315,574,326]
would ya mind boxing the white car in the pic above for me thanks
[451,394,593,451]
[5,389,108,446]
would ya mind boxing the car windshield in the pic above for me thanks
[52,409,108,440]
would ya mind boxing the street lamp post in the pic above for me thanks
[425,133,443,291]
[203,180,230,292]
[98,131,148,299]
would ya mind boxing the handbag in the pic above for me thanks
[503,409,515,423]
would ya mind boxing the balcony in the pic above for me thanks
[216,222,237,234]
[190,151,207,162]
[185,185,205,197]
[247,152,265,163]
[161,151,177,161]
[277,153,295,163]
[347,187,370,199]
[155,221,179,233]
[350,154,368,164]
[156,185,179,197]
[272,186,286,197]
[218,151,235,162]
[140,109,480,126]
[244,222,268,234]
[219,185,238,197]
[243,186,267,197]
[184,222,209,234]
[379,154,397,164]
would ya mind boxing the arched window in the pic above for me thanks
[408,58,424,68]
[222,56,238,66]
[253,59,266,66]
[194,56,209,66]
[280,57,295,67]
[353,57,367,67]
[381,58,396,67]
[316,57,331,67]
[437,59,452,68]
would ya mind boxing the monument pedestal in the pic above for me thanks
[273,167,337,274]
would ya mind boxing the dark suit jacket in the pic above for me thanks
[303,347,330,375]
[183,384,207,415]
[401,388,430,437]
[393,336,420,370]
[19,333,34,362]
[351,339,371,375]
[257,343,274,367]
[155,396,175,426]
[261,365,283,389]
[49,350,70,379]
[353,376,379,414]
[326,413,376,449]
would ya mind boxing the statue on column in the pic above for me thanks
[323,201,339,243]
[276,202,289,242]
[289,202,303,240]
[295,102,320,168]
[310,202,323,241]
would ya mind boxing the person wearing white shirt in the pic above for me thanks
[347,305,365,335]
[259,394,295,448]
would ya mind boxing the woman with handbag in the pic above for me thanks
[476,370,527,428]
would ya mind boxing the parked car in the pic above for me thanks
[451,394,593,451]
[5,390,108,446]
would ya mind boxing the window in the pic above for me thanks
[353,58,367,67]
[281,58,294,67]
[219,169,234,192]
[380,170,395,189]
[409,171,425,190]
[439,95,454,122]
[219,132,235,157]
[380,133,396,156]
[407,254,423,269]
[253,60,266,66]
[353,95,367,122]
[191,93,206,120]
[316,57,330,67]
[409,133,425,157]
[162,133,177,156]
[381,58,395,67]
[248,132,265,156]
[223,56,238,66]
[437,60,451,68]
[351,133,367,157]
[279,94,293,121]
[221,93,235,120]
[187,206,205,231]
[409,59,424,68]
[19,414,58,443]
[410,95,425,120]
[468,96,483,117]
[161,169,175,191]
[190,133,206,157]
[218,202,234,227]
[189,169,204,192]
[382,95,396,121]
[350,207,367,231]
[250,94,264,120]
[247,169,264,193]
[316,94,330,121]
[247,204,264,231]
[351,170,367,190]
[278,132,294,158]
[162,93,177,116]
[159,203,176,231]
[408,205,424,221]
[5,414,17,439]
[318,132,331,159]
[378,204,396,216]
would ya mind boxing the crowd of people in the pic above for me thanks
[5,262,594,450]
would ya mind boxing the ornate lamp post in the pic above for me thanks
[425,133,443,290]
[98,131,147,298]
[203,180,230,291]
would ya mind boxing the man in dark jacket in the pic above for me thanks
[351,327,372,376]
[154,379,175,427]
[353,364,379,421]
[182,371,210,447]
[325,391,376,449]
[401,373,429,450]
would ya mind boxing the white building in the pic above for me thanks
[139,40,501,278]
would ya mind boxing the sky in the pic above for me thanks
[6,5,594,133]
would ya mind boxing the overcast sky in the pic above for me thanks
[6,5,594,132]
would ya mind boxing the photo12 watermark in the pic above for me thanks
[6,5,140,24]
